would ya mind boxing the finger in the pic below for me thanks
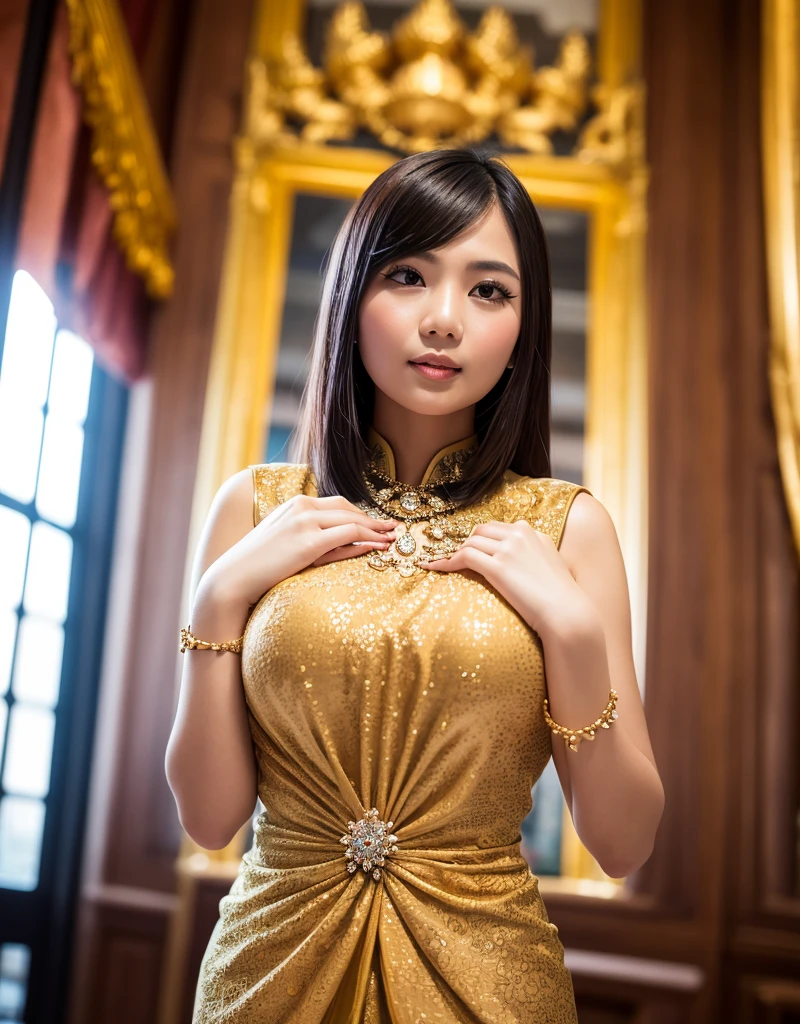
[321,523,398,550]
[469,521,513,540]
[426,546,495,574]
[312,540,389,566]
[426,536,500,565]
[315,509,399,530]
[458,535,502,555]
[313,495,396,519]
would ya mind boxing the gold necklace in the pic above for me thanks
[355,441,477,576]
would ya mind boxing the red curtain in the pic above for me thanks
[0,5,29,169]
[6,0,186,384]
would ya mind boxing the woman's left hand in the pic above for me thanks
[424,520,593,636]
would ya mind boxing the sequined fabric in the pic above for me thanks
[193,431,590,1023]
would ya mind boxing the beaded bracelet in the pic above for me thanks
[179,625,245,654]
[543,688,619,752]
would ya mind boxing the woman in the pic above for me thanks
[166,148,665,1023]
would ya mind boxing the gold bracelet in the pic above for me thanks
[179,625,245,654]
[543,688,619,752]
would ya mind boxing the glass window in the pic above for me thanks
[0,942,31,1022]
[0,270,95,893]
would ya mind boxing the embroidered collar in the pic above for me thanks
[366,425,478,486]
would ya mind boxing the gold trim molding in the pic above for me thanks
[65,0,177,299]
[242,0,642,166]
[762,0,800,559]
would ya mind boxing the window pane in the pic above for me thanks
[0,270,56,408]
[0,398,44,504]
[48,330,93,423]
[0,700,7,776]
[0,611,16,699]
[3,704,55,798]
[36,415,84,528]
[22,521,72,622]
[0,942,30,1021]
[0,796,45,890]
[12,616,63,708]
[0,508,30,610]
[522,758,565,875]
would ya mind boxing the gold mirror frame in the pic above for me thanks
[763,0,800,559]
[180,0,647,913]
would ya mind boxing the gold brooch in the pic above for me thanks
[340,807,399,880]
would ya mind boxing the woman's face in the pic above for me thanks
[357,202,522,420]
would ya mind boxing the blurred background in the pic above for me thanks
[0,0,798,1020]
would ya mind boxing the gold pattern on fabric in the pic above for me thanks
[195,435,590,1023]
[365,425,479,486]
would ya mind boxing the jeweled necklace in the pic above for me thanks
[355,440,477,576]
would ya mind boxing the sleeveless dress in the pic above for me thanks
[193,427,590,1024]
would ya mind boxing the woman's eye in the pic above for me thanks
[383,264,518,303]
[472,282,514,304]
[384,266,423,286]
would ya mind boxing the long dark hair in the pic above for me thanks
[290,148,553,505]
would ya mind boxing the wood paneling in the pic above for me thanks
[554,0,800,1020]
[65,0,255,1019]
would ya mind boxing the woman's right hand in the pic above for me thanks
[203,494,399,609]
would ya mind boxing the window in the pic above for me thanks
[0,270,93,892]
[0,269,128,1022]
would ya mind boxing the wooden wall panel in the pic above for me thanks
[65,0,255,1019]
[588,0,800,1019]
[554,0,800,1020]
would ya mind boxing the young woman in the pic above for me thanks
[166,148,665,1023]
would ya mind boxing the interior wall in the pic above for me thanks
[65,0,256,1019]
[640,0,800,1016]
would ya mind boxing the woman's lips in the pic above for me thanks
[408,361,462,381]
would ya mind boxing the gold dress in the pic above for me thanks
[193,427,590,1024]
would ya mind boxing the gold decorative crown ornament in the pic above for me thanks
[239,0,627,158]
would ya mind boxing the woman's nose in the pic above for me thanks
[422,296,458,339]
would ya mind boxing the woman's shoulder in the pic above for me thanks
[247,461,319,526]
[501,467,592,499]
[496,469,594,549]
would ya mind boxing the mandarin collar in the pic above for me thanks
[366,424,478,486]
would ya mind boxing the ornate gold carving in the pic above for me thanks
[577,81,645,173]
[762,0,800,560]
[243,0,604,156]
[65,0,177,299]
[498,30,592,154]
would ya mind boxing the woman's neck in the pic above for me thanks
[369,405,476,487]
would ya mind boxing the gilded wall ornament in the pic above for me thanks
[243,0,598,156]
[65,0,177,299]
[576,81,646,173]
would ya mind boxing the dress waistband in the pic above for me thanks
[249,815,530,877]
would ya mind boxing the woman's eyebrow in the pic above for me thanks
[411,251,520,282]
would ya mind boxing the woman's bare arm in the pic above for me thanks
[165,468,259,850]
[165,474,399,850]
